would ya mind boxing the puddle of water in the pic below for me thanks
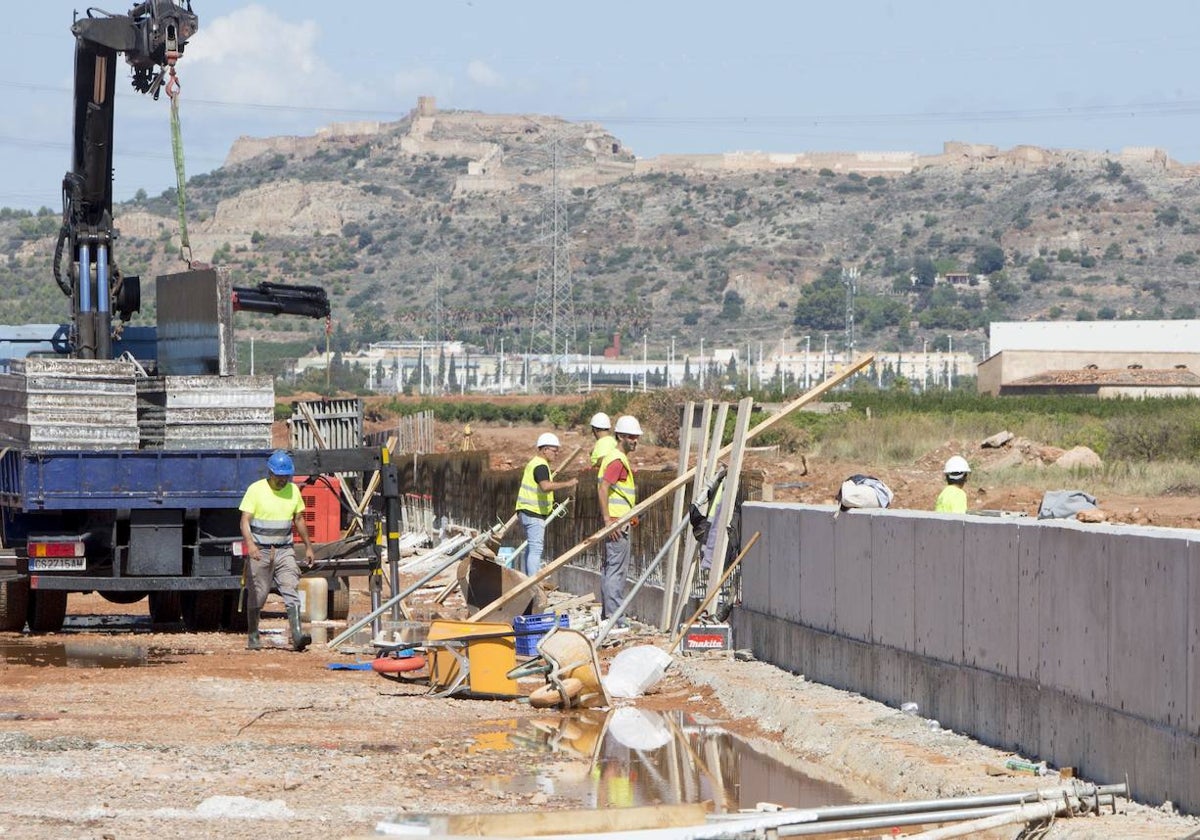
[473,709,857,813]
[0,641,164,668]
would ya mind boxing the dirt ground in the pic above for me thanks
[0,418,1196,839]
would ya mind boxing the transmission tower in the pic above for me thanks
[843,266,859,359]
[521,133,583,393]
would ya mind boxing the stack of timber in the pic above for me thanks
[137,375,274,449]
[0,358,138,449]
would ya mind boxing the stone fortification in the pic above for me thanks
[217,96,1191,205]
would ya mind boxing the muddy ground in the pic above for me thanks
[0,419,1196,839]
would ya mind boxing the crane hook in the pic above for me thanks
[165,66,180,100]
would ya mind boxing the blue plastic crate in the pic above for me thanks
[513,612,569,656]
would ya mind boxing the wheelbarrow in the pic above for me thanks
[506,627,610,710]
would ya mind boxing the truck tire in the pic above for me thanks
[148,591,182,626]
[100,591,148,605]
[27,589,67,633]
[220,591,248,632]
[181,592,223,632]
[328,576,350,621]
[0,578,29,632]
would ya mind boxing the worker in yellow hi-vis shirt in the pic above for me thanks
[239,450,316,652]
[935,455,970,514]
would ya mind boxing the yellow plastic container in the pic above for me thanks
[427,619,518,698]
[298,577,328,622]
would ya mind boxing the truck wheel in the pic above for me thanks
[100,591,147,605]
[27,589,67,634]
[148,592,182,626]
[220,591,248,633]
[328,576,350,621]
[181,592,223,632]
[0,578,29,632]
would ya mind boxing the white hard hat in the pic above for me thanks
[943,455,971,477]
[614,415,643,436]
[590,412,612,430]
[536,432,561,449]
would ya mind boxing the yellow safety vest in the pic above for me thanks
[590,435,617,480]
[935,484,968,514]
[515,455,553,516]
[600,449,636,519]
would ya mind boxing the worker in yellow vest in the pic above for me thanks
[598,416,642,623]
[588,412,617,478]
[515,433,578,575]
[935,455,970,514]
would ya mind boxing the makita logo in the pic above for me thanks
[688,634,725,648]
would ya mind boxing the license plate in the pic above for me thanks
[27,557,85,572]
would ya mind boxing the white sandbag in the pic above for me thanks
[603,645,673,698]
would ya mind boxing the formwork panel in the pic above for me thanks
[766,506,802,623]
[798,507,837,632]
[740,505,773,616]
[913,516,965,664]
[1016,520,1042,682]
[1107,528,1188,729]
[1038,523,1110,705]
[833,511,873,642]
[963,519,1019,676]
[870,515,915,649]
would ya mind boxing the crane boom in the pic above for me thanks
[55,1,198,360]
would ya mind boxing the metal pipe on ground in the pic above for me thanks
[776,799,1115,837]
[703,782,1123,827]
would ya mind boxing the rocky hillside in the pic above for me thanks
[4,102,1200,362]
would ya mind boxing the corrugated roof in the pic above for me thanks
[1008,368,1200,387]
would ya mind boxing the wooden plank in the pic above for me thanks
[671,399,725,632]
[413,801,711,836]
[659,400,695,629]
[705,397,753,599]
[467,355,874,623]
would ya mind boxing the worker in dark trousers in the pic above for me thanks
[239,450,316,651]
[598,415,642,626]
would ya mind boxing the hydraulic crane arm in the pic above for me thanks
[231,282,332,320]
[55,1,198,360]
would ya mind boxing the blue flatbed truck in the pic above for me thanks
[0,447,389,634]
[0,448,275,632]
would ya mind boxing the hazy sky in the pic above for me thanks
[2,1,1198,210]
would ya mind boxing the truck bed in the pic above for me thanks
[0,448,272,511]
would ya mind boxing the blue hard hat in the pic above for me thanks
[267,450,295,476]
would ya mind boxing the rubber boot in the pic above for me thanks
[287,604,311,652]
[246,608,262,651]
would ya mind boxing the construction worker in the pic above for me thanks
[588,412,617,476]
[598,415,642,624]
[238,450,316,652]
[936,456,971,514]
[515,433,578,576]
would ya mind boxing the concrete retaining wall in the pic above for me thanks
[733,502,1200,812]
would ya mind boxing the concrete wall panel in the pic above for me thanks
[963,519,1018,676]
[767,506,802,622]
[871,515,915,649]
[1189,540,1200,737]
[913,517,964,663]
[1016,521,1042,682]
[833,511,873,642]
[798,508,837,632]
[1107,529,1188,728]
[741,505,773,616]
[1038,524,1110,704]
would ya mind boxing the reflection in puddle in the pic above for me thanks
[475,709,857,813]
[0,641,162,668]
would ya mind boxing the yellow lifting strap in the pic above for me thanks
[166,66,192,267]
